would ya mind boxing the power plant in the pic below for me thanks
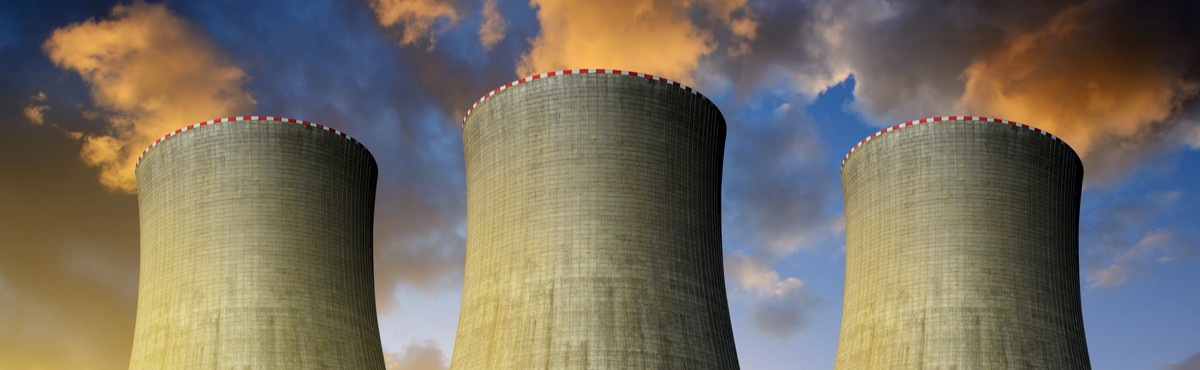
[835,116,1091,369]
[451,69,740,369]
[129,116,385,369]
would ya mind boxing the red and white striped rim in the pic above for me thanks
[840,116,1072,169]
[460,69,708,131]
[136,116,358,168]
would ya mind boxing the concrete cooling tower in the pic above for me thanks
[836,116,1091,369]
[452,69,739,369]
[130,116,385,369]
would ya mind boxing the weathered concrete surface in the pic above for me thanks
[836,119,1091,369]
[131,119,385,369]
[452,73,739,369]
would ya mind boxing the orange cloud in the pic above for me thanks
[23,91,49,125]
[42,1,255,193]
[957,5,1195,179]
[477,0,508,49]
[517,0,755,84]
[371,0,459,48]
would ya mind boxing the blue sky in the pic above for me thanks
[1,0,1198,369]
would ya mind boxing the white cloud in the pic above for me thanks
[384,341,449,370]
[725,254,820,339]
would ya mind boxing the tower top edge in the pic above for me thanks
[840,116,1077,170]
[460,69,711,131]
[136,116,364,169]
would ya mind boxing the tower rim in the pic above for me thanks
[135,115,364,169]
[460,69,711,131]
[840,115,1078,170]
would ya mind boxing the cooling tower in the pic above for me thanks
[451,69,739,369]
[129,116,385,369]
[835,116,1091,369]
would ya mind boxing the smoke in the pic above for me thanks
[516,0,755,82]
[478,0,508,49]
[384,341,449,370]
[371,0,459,48]
[954,0,1200,183]
[42,1,255,193]
[707,0,1200,183]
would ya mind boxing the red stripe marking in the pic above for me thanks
[461,69,709,127]
[841,116,1070,170]
[137,116,360,167]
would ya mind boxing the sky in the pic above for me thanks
[0,0,1198,369]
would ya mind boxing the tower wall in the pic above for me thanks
[452,70,740,369]
[836,116,1091,369]
[131,116,384,369]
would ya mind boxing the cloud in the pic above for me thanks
[384,341,449,370]
[517,0,755,83]
[1083,190,1194,289]
[718,97,837,340]
[22,91,48,125]
[1168,352,1200,370]
[725,254,820,339]
[696,0,852,97]
[42,1,255,193]
[477,0,508,49]
[1188,120,1200,149]
[723,101,843,258]
[371,0,459,48]
[1088,229,1178,288]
